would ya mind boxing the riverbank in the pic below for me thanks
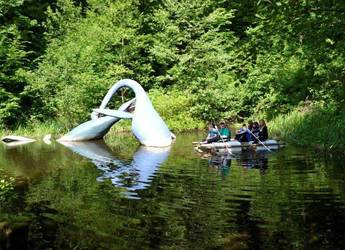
[1,104,344,152]
[269,104,345,152]
[0,118,202,141]
[0,120,133,140]
[0,121,64,140]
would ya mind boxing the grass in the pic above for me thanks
[0,121,64,140]
[269,104,345,151]
[0,119,135,140]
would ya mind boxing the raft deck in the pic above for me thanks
[194,139,285,154]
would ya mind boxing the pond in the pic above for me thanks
[1,132,345,249]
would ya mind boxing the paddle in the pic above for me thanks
[247,129,272,152]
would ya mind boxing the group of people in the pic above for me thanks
[234,120,268,143]
[203,120,231,144]
[203,119,268,144]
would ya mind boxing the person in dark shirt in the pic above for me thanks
[235,124,248,142]
[251,121,260,143]
[258,119,268,141]
[248,120,254,131]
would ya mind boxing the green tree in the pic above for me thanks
[0,0,56,128]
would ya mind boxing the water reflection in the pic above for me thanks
[2,133,345,249]
[0,141,60,179]
[236,151,269,174]
[206,151,269,177]
[58,140,170,197]
[208,154,232,178]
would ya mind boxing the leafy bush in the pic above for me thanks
[149,88,204,132]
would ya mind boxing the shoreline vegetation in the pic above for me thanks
[270,103,345,152]
[1,1,344,152]
[1,102,344,152]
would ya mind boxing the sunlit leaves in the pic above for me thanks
[1,0,345,129]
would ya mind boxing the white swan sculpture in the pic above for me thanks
[59,79,174,147]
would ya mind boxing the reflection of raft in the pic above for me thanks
[194,139,285,154]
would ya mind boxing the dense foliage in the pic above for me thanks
[0,0,54,127]
[0,0,344,133]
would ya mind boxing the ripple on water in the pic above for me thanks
[1,134,345,249]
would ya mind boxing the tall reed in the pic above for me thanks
[270,105,345,151]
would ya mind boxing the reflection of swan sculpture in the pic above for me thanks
[59,79,174,147]
[58,140,170,195]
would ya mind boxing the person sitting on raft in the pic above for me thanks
[258,119,268,141]
[203,121,231,143]
[247,120,254,132]
[218,120,231,141]
[251,121,260,143]
[203,123,219,143]
[235,124,250,142]
[246,120,254,142]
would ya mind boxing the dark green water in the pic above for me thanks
[1,132,345,249]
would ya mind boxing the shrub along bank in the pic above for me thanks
[269,103,345,151]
